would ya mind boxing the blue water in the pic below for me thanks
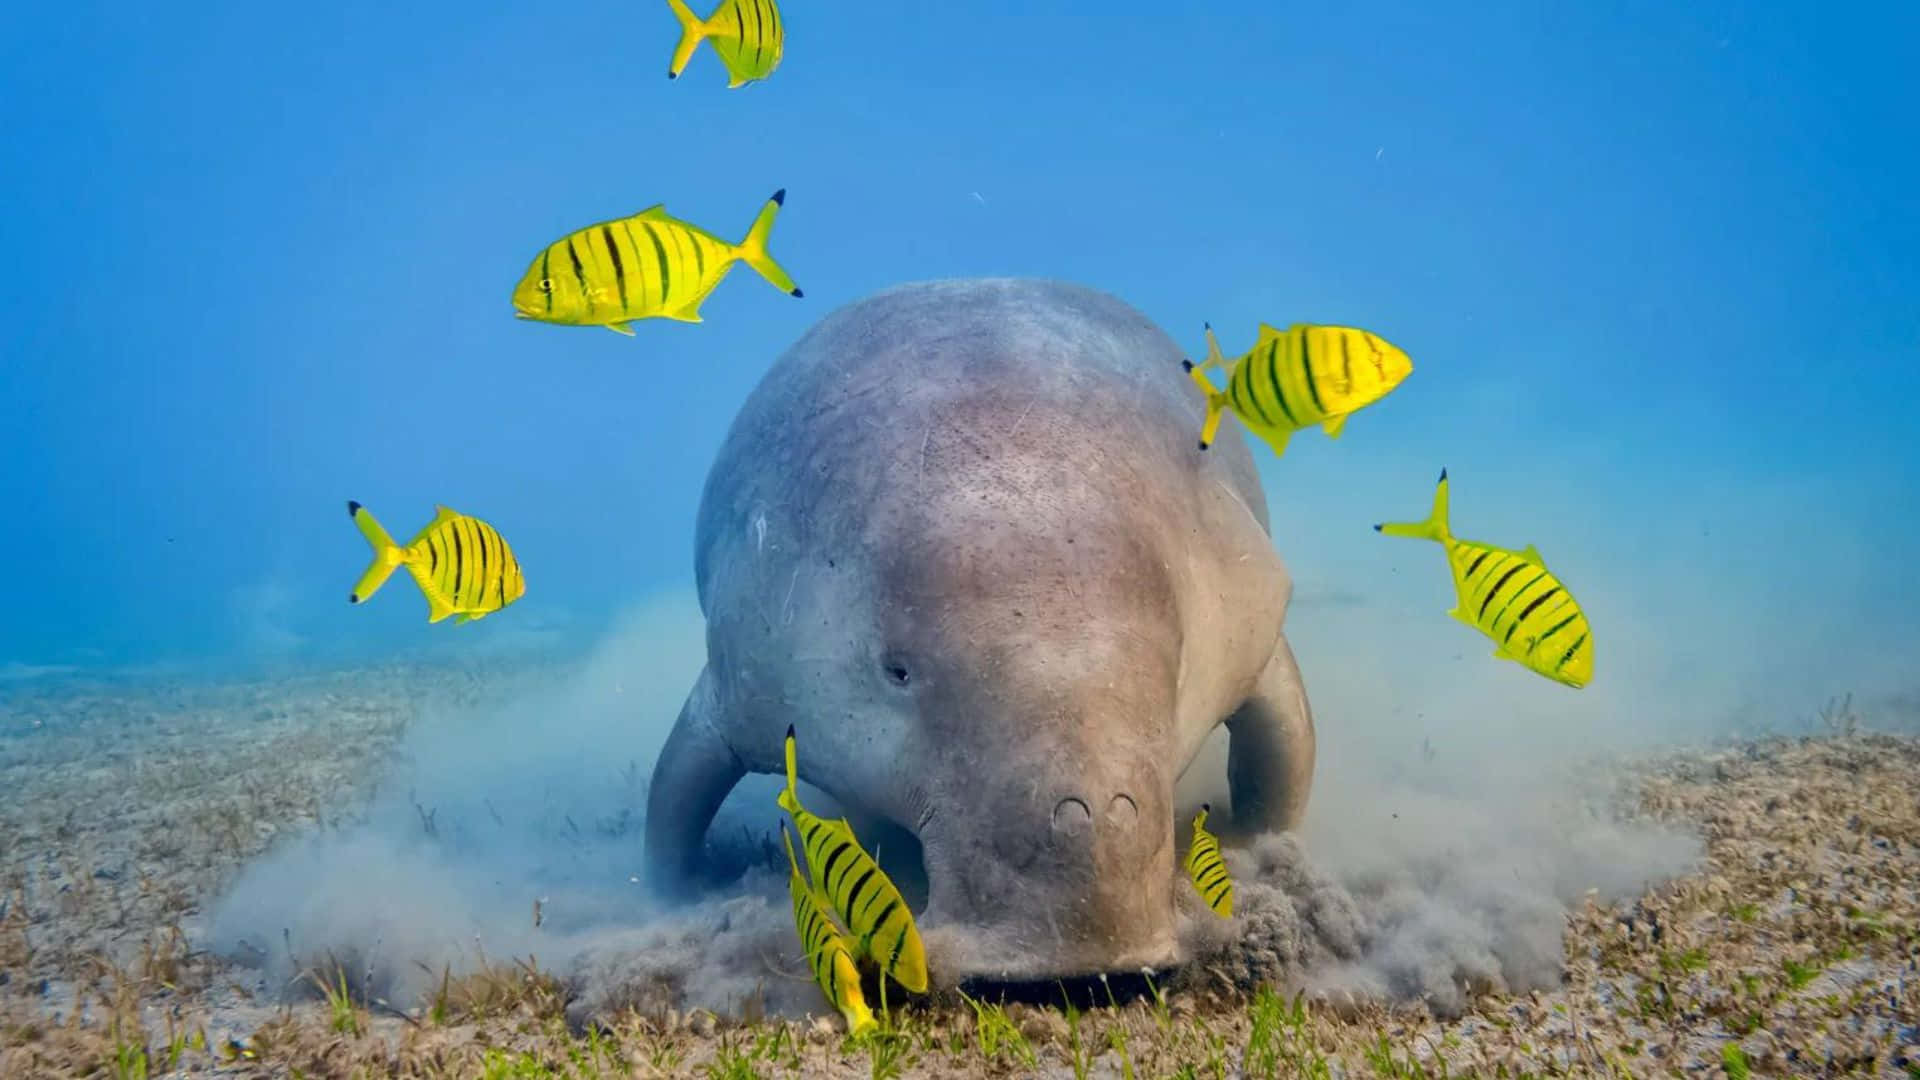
[4,2,1916,721]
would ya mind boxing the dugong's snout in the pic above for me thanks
[919,755,1181,981]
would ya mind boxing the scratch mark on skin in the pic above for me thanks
[1214,480,1258,530]
[781,567,800,626]
[752,514,768,554]
[1006,396,1039,442]
[918,420,934,492]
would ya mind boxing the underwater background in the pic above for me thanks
[5,4,1920,1073]
[5,1,1913,706]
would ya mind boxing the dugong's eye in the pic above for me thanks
[883,660,911,686]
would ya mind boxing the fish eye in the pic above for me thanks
[538,278,553,293]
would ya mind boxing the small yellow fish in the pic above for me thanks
[1182,321,1413,456]
[1374,469,1594,689]
[1185,803,1233,917]
[780,820,878,1038]
[665,0,785,88]
[778,724,929,994]
[347,502,525,624]
[511,191,802,336]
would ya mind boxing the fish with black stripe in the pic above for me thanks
[1184,803,1233,917]
[780,820,878,1037]
[346,502,526,625]
[511,190,802,337]
[665,0,785,88]
[1374,469,1594,689]
[776,724,929,994]
[1182,321,1413,456]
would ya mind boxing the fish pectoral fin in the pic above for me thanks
[454,612,478,625]
[605,321,636,337]
[1321,414,1349,439]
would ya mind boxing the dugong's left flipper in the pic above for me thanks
[643,665,747,899]
[1225,634,1316,834]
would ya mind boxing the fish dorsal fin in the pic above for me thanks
[1521,544,1545,566]
[433,504,460,523]
[631,203,669,220]
[1255,322,1286,340]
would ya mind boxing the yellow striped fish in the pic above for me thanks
[1185,803,1233,917]
[780,820,878,1038]
[346,502,526,625]
[510,190,802,337]
[1182,321,1413,456]
[777,724,929,994]
[665,0,784,88]
[1374,469,1594,689]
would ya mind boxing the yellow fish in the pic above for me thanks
[1374,469,1594,689]
[780,820,878,1038]
[511,191,802,336]
[1182,321,1413,456]
[1184,803,1233,917]
[346,502,525,625]
[665,0,785,88]
[777,724,929,994]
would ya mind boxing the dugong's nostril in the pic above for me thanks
[1107,793,1138,827]
[1051,796,1092,836]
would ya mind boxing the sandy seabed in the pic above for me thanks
[1,661,1916,1079]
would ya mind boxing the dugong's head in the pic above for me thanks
[860,442,1184,980]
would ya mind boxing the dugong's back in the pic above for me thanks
[694,277,1271,602]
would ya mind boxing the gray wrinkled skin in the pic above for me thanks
[644,278,1314,980]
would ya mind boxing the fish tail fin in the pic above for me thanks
[837,952,878,1037]
[346,501,409,604]
[778,819,805,882]
[1184,323,1235,451]
[1374,467,1452,544]
[665,0,707,80]
[737,190,803,297]
[1204,324,1229,368]
[777,723,801,815]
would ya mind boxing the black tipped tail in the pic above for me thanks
[1372,524,1383,532]
[785,723,795,738]
[1201,802,1211,813]
[667,70,677,79]
[790,287,804,298]
[771,188,786,205]
[1198,440,1210,451]
[1182,359,1194,372]
[347,499,362,516]
[349,591,361,604]
[1439,467,1448,482]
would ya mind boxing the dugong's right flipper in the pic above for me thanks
[643,665,747,900]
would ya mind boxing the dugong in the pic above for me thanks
[644,278,1314,980]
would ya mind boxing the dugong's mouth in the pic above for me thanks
[913,811,1185,985]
